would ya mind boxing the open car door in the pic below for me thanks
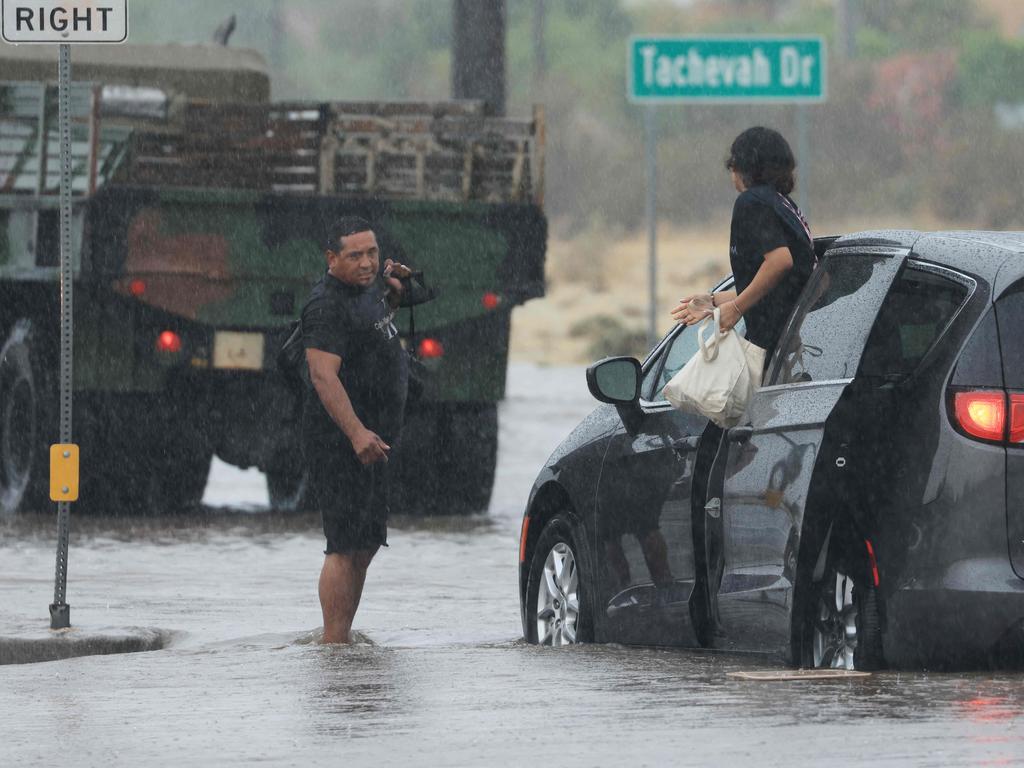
[707,245,909,658]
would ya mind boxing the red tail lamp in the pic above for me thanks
[864,539,880,588]
[1011,394,1024,444]
[129,279,147,297]
[953,391,1005,442]
[482,292,501,310]
[417,338,444,359]
[156,330,183,354]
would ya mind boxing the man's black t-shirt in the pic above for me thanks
[729,187,815,354]
[301,272,409,445]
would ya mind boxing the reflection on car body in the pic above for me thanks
[519,230,1024,670]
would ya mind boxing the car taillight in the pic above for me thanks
[418,338,444,359]
[1011,393,1024,444]
[156,330,183,354]
[953,390,1006,442]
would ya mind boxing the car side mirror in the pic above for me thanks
[586,357,642,405]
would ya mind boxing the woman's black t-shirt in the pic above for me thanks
[729,187,815,354]
[300,272,409,446]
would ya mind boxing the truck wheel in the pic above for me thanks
[0,321,44,516]
[158,444,213,512]
[440,402,498,515]
[266,466,310,512]
[391,403,498,515]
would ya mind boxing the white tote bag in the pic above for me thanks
[662,309,765,428]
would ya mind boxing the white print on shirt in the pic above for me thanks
[375,298,399,340]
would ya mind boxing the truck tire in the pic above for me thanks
[79,398,212,514]
[441,402,498,514]
[266,465,310,512]
[391,402,498,515]
[0,322,38,516]
[0,320,48,516]
[158,441,213,512]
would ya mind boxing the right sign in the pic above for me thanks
[629,36,826,103]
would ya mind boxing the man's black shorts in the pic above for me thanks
[305,435,389,555]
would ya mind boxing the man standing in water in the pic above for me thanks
[302,216,411,643]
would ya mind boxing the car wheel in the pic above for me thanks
[526,514,592,646]
[803,547,884,671]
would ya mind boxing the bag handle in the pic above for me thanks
[697,308,723,362]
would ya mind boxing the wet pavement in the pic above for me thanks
[2,364,1023,767]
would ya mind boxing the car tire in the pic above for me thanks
[797,536,884,671]
[0,320,47,516]
[525,514,593,646]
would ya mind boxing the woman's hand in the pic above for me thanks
[718,300,742,332]
[670,293,714,326]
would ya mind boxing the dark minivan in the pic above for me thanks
[518,230,1024,669]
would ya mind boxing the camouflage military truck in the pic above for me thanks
[0,44,546,516]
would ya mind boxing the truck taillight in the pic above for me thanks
[482,292,501,310]
[953,390,1005,442]
[418,338,444,359]
[156,330,182,354]
[1011,394,1024,444]
[129,279,146,297]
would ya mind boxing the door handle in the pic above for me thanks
[727,426,754,443]
[671,435,701,455]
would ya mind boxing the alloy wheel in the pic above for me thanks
[535,542,580,646]
[812,569,858,670]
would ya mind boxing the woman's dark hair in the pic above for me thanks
[725,126,796,195]
[325,215,373,251]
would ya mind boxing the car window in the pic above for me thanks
[770,254,902,385]
[859,267,968,380]
[997,283,1024,389]
[642,316,746,403]
[952,308,1003,388]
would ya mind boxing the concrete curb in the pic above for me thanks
[0,627,172,666]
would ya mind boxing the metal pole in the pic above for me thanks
[50,44,74,631]
[796,104,809,219]
[645,107,658,347]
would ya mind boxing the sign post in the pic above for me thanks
[627,35,826,344]
[2,0,129,630]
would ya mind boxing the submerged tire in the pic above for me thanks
[79,397,212,514]
[797,535,884,671]
[391,402,498,516]
[525,514,593,646]
[266,465,311,513]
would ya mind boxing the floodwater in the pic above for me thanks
[1,364,1022,767]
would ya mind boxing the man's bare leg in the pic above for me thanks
[319,548,378,644]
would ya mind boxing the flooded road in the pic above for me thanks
[2,364,1023,767]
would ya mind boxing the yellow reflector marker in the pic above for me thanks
[50,444,80,502]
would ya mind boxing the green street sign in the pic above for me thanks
[629,36,826,103]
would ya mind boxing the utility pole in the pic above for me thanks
[452,0,506,116]
[533,0,546,97]
[269,0,285,90]
[835,0,860,61]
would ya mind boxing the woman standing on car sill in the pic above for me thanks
[671,126,816,371]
